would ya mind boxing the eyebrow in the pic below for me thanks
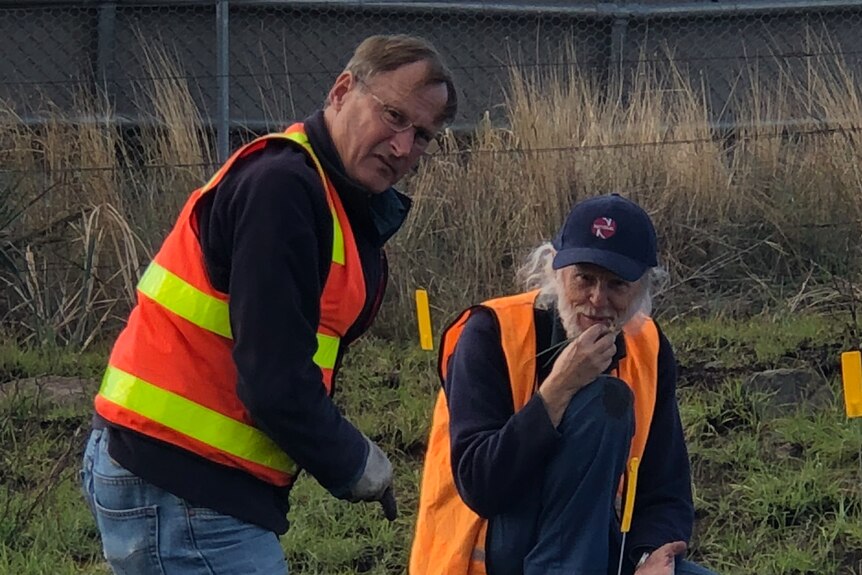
[368,81,439,140]
[414,124,435,140]
[390,102,436,140]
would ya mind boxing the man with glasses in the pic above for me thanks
[81,35,456,574]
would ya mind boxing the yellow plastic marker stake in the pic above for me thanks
[841,351,862,418]
[617,457,641,575]
[415,289,433,351]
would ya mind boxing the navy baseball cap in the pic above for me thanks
[552,193,658,281]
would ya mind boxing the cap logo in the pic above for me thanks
[591,217,616,239]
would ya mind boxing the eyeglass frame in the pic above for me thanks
[355,77,441,155]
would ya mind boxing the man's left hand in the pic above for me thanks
[634,541,687,574]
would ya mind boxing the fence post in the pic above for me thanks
[216,0,230,163]
[609,2,629,104]
[96,1,117,98]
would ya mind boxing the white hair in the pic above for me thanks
[516,242,668,331]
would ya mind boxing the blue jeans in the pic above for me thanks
[80,428,288,575]
[675,560,719,575]
[486,376,718,575]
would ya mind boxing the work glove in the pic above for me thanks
[348,435,397,521]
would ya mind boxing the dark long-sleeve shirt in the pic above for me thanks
[95,111,410,534]
[444,305,694,564]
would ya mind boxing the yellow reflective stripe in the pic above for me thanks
[331,212,345,265]
[314,333,340,370]
[281,132,345,265]
[207,131,345,264]
[284,130,309,147]
[99,366,296,474]
[137,262,232,339]
[137,262,340,369]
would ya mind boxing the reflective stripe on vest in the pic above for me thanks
[137,261,340,371]
[96,125,361,486]
[201,130,344,265]
[410,291,659,575]
[279,130,345,265]
[100,365,296,474]
[137,261,231,339]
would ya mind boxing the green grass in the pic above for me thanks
[665,312,846,367]
[667,312,862,574]
[1,314,861,574]
[0,341,107,383]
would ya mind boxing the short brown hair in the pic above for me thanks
[344,34,458,124]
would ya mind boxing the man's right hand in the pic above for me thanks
[635,541,687,574]
[347,436,396,518]
[537,324,616,426]
[548,323,616,391]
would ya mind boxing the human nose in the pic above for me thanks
[389,128,415,157]
[589,282,609,308]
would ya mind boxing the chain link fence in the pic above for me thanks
[3,0,862,345]
[3,1,862,154]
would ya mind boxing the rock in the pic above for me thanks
[746,368,831,417]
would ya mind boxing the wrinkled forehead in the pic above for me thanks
[364,65,449,124]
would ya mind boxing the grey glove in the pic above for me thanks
[348,435,393,503]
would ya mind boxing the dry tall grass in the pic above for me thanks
[386,43,862,334]
[2,41,861,344]
[130,37,215,239]
[0,44,210,347]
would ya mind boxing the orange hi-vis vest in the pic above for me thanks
[94,123,365,487]
[410,290,659,575]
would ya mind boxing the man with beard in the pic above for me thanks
[410,194,717,575]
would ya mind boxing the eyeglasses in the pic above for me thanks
[357,78,440,155]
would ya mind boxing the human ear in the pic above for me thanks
[328,72,356,112]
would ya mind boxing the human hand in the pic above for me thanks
[348,436,393,506]
[634,541,687,575]
[538,324,616,426]
[546,324,616,394]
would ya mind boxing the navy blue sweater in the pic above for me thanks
[444,305,694,566]
[95,112,410,534]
